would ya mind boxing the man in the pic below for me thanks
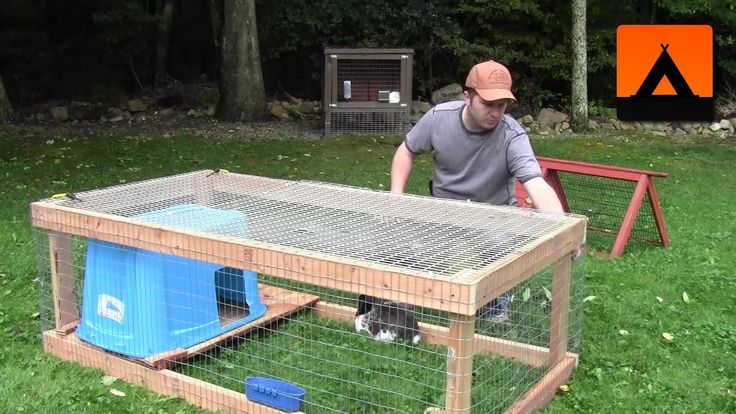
[390,60,565,322]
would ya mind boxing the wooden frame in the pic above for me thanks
[516,156,669,258]
[33,173,585,414]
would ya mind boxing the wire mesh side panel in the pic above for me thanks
[174,262,457,414]
[326,109,411,135]
[555,172,661,246]
[471,258,585,413]
[32,227,584,414]
[34,229,85,335]
[336,59,401,103]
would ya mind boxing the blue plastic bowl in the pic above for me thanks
[245,377,305,412]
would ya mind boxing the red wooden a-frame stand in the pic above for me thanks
[517,157,669,258]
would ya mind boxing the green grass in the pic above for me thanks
[1,128,734,413]
[174,311,546,414]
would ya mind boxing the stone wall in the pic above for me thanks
[409,102,736,139]
[26,94,736,140]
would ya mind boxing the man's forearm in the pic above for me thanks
[524,177,564,213]
[390,143,416,193]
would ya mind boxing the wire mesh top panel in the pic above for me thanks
[37,170,584,281]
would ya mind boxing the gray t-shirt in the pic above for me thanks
[405,101,541,205]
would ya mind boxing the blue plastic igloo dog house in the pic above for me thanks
[76,204,266,358]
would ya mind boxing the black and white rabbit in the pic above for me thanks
[354,295,422,345]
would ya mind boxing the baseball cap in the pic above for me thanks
[465,60,516,102]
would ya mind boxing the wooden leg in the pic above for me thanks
[445,313,474,414]
[611,175,648,258]
[646,178,670,247]
[49,231,79,331]
[547,255,572,367]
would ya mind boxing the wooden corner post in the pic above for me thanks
[445,313,475,414]
[548,255,573,367]
[48,231,79,332]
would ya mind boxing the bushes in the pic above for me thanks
[0,0,733,112]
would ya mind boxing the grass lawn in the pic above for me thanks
[0,127,734,413]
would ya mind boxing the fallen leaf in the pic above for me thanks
[30,312,40,319]
[656,296,664,303]
[583,295,596,303]
[682,291,690,303]
[662,332,674,341]
[619,329,629,336]
[522,288,531,302]
[558,384,570,392]
[101,375,118,386]
[542,286,552,301]
[110,388,126,397]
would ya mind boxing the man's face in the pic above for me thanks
[463,91,508,131]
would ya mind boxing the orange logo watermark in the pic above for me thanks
[616,25,713,121]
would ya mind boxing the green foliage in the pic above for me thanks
[0,0,157,103]
[0,0,734,112]
[658,0,736,82]
[91,1,158,63]
[588,101,616,117]
[255,0,461,99]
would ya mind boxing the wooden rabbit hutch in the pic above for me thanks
[32,170,586,413]
[323,48,413,135]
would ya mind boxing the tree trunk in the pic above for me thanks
[570,0,588,131]
[215,0,269,122]
[0,74,13,123]
[209,0,223,51]
[154,0,175,88]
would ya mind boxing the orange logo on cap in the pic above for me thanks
[616,25,713,121]
[489,69,508,85]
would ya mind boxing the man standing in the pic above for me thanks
[390,60,565,321]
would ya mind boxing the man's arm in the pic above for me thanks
[522,176,564,212]
[524,177,584,257]
[390,142,417,193]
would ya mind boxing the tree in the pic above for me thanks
[0,74,12,123]
[154,0,175,88]
[571,0,588,130]
[212,0,269,122]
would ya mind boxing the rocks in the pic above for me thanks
[49,106,68,122]
[16,85,736,141]
[431,83,463,105]
[537,108,569,128]
[128,99,148,113]
[68,102,107,120]
[719,119,734,134]
[519,115,534,125]
[412,101,432,115]
[159,107,175,117]
[270,104,286,118]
